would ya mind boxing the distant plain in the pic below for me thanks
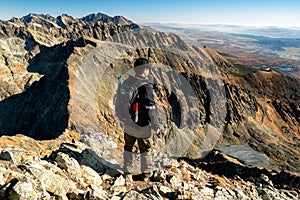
[147,23,300,77]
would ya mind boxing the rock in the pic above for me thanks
[159,185,172,194]
[142,185,164,200]
[79,149,108,174]
[152,169,166,182]
[169,174,183,188]
[81,165,103,187]
[160,156,179,168]
[0,132,80,160]
[260,173,273,187]
[10,178,51,200]
[0,171,4,185]
[198,187,215,199]
[88,184,108,200]
[0,151,12,161]
[111,187,127,199]
[235,188,252,200]
[55,152,81,172]
[53,150,103,189]
[102,173,112,181]
[0,165,24,185]
[281,190,299,200]
[0,143,300,199]
[113,175,125,187]
[26,164,71,197]
[111,196,122,200]
[216,145,269,167]
[0,147,34,165]
[123,174,133,189]
[67,189,86,199]
[123,190,148,200]
[214,186,232,200]
[260,189,274,200]
[0,178,19,199]
[191,170,206,185]
[0,190,4,199]
[104,168,122,177]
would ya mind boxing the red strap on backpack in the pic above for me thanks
[133,102,139,122]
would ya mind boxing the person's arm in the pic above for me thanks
[143,84,160,132]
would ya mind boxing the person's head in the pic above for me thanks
[134,58,152,77]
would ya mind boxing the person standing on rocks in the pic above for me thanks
[115,57,160,180]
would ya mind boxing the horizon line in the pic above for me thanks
[141,21,300,29]
[1,12,299,29]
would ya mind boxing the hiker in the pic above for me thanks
[115,57,160,180]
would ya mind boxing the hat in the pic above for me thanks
[134,58,153,69]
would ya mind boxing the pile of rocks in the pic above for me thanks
[1,138,299,200]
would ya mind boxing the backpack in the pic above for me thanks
[115,76,145,124]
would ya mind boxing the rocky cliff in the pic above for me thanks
[0,13,299,199]
[201,46,299,172]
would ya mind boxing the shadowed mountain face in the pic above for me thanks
[0,13,299,175]
[0,14,141,139]
[0,42,72,139]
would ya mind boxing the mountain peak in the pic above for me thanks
[81,13,135,25]
[21,13,55,23]
[81,13,111,22]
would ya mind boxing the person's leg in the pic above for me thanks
[137,137,153,174]
[123,133,136,173]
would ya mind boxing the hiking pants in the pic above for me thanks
[123,132,153,173]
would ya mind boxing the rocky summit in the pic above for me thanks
[0,13,299,199]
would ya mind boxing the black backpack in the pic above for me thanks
[115,76,146,124]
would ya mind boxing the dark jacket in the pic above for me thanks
[121,75,159,137]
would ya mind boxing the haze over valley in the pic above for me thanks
[148,23,300,77]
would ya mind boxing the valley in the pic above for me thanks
[148,23,300,77]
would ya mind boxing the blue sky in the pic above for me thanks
[0,0,299,27]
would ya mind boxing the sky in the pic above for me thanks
[0,0,300,27]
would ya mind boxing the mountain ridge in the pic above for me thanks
[18,13,136,29]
